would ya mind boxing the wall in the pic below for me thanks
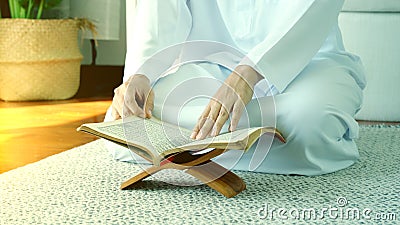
[8,0,129,66]
[76,0,127,66]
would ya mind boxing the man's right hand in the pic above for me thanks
[111,74,154,120]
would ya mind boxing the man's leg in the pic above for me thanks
[215,59,364,175]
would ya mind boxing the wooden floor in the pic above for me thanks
[0,98,112,174]
[0,65,123,174]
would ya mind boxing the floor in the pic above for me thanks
[0,97,112,173]
[0,65,122,174]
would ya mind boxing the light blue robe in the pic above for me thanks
[105,0,366,175]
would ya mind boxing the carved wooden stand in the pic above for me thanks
[120,149,246,198]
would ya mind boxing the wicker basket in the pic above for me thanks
[0,19,83,101]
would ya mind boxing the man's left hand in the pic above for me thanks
[191,65,263,140]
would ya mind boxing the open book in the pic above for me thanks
[77,116,285,166]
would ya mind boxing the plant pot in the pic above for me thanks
[0,19,83,101]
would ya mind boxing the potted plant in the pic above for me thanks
[0,0,90,101]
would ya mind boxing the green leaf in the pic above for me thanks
[17,0,31,8]
[43,0,62,9]
[10,0,63,19]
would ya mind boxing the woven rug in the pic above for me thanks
[1,126,399,224]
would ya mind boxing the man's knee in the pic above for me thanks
[276,102,359,173]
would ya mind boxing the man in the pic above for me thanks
[106,0,366,175]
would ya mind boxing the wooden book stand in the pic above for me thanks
[120,148,246,198]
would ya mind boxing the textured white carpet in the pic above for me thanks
[0,126,399,224]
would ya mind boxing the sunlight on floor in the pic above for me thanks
[0,99,111,173]
[0,101,109,129]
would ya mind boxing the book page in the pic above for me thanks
[79,116,282,163]
[82,117,195,162]
[178,127,262,151]
[95,121,155,153]
[122,117,194,156]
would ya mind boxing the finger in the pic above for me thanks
[207,99,221,123]
[191,104,211,139]
[196,100,221,139]
[190,117,206,139]
[229,100,245,132]
[196,117,215,140]
[111,86,125,120]
[124,92,145,118]
[144,89,154,118]
[211,105,229,136]
[111,101,121,120]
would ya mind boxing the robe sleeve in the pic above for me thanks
[239,0,345,92]
[124,0,192,83]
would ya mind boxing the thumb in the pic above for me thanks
[144,89,155,118]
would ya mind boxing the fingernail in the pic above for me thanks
[146,110,152,118]
[190,132,196,139]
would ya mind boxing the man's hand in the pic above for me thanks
[191,65,263,140]
[111,74,154,120]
